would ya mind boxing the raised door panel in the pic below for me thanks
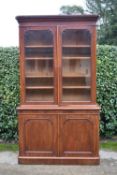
[19,114,58,156]
[59,114,99,157]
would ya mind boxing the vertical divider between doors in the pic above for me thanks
[57,26,59,105]
[56,25,63,156]
[56,25,60,105]
[53,27,58,104]
[57,114,60,156]
[56,25,60,156]
[56,25,62,105]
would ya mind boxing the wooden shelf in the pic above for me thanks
[26,75,53,78]
[25,45,53,48]
[26,57,53,60]
[26,57,90,60]
[63,75,90,78]
[63,57,90,60]
[62,45,90,48]
[26,86,53,89]
[63,86,91,89]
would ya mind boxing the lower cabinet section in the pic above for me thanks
[18,111,100,165]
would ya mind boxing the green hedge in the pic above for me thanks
[97,45,117,137]
[0,47,19,141]
[0,46,117,141]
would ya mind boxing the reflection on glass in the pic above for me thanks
[62,29,91,101]
[24,30,54,102]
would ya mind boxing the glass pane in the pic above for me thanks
[62,29,91,102]
[24,30,54,102]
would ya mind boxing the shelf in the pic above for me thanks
[63,86,91,89]
[26,86,53,89]
[63,75,90,78]
[25,45,53,48]
[62,45,90,48]
[26,57,90,60]
[26,75,53,78]
[26,57,53,60]
[63,57,90,60]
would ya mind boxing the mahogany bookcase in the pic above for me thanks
[16,15,100,165]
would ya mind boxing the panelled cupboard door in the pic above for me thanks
[58,26,94,104]
[22,27,57,104]
[18,114,58,157]
[59,114,99,157]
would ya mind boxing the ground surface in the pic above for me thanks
[0,151,117,175]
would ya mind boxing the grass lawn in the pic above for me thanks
[0,144,18,152]
[100,141,117,151]
[0,141,117,152]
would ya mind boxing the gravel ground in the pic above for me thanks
[0,151,116,175]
